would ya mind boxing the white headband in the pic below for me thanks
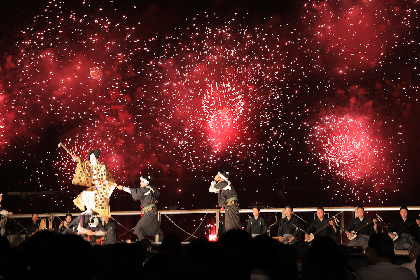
[218,172,228,181]
[140,177,150,184]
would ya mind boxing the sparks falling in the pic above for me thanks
[0,0,418,212]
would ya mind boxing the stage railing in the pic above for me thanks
[5,206,420,242]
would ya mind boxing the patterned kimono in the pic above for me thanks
[72,158,116,217]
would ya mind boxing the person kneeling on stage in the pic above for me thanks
[117,175,163,242]
[26,213,40,239]
[276,205,300,244]
[246,206,267,237]
[305,207,337,242]
[345,206,377,249]
[388,206,419,250]
[103,216,117,245]
[56,214,76,234]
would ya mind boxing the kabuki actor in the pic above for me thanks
[209,171,241,232]
[72,149,119,218]
[117,175,163,242]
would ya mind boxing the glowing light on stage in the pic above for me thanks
[206,222,218,241]
[208,234,217,242]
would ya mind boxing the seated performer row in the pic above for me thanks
[273,206,336,244]
[272,206,420,249]
[346,206,420,250]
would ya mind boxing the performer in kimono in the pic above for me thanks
[117,175,163,242]
[71,149,119,218]
[345,206,377,249]
[103,216,118,245]
[209,171,241,232]
[305,207,337,242]
[276,205,300,244]
[388,206,420,250]
[26,213,40,239]
[246,206,267,237]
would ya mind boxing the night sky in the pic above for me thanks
[0,0,420,238]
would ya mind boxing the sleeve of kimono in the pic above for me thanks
[214,181,228,190]
[152,186,160,200]
[261,219,267,235]
[131,188,145,201]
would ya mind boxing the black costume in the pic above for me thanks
[277,216,300,244]
[103,219,117,245]
[346,217,376,249]
[26,221,39,239]
[306,218,337,241]
[217,219,226,237]
[123,184,163,241]
[56,224,76,234]
[68,214,86,229]
[246,216,267,237]
[388,217,419,249]
[212,180,241,232]
[56,219,77,234]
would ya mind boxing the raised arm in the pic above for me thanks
[117,186,132,193]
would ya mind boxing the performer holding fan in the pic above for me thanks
[59,142,120,218]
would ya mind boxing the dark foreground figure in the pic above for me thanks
[1,229,418,280]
